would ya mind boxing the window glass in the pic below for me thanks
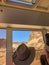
[12,30,45,65]
[12,30,31,51]
[7,0,33,5]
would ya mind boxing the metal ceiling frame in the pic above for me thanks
[0,0,49,13]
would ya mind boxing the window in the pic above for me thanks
[6,0,38,5]
[12,30,45,65]
[0,29,6,65]
[12,30,31,52]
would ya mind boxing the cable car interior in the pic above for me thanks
[0,0,49,65]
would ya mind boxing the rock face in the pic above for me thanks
[0,39,6,65]
[28,31,45,50]
[27,31,45,61]
[13,31,45,51]
[0,39,6,48]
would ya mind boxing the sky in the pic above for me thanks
[0,29,31,42]
[0,29,6,39]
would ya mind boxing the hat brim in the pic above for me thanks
[13,47,36,65]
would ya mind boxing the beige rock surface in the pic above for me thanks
[0,48,6,65]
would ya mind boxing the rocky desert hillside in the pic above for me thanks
[0,39,6,48]
[0,39,6,65]
[27,31,45,50]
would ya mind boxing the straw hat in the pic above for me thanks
[13,43,36,65]
[45,33,49,52]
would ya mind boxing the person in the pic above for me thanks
[40,33,49,65]
[45,33,49,64]
[13,43,36,65]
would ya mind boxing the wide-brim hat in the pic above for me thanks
[45,33,49,52]
[13,43,36,65]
